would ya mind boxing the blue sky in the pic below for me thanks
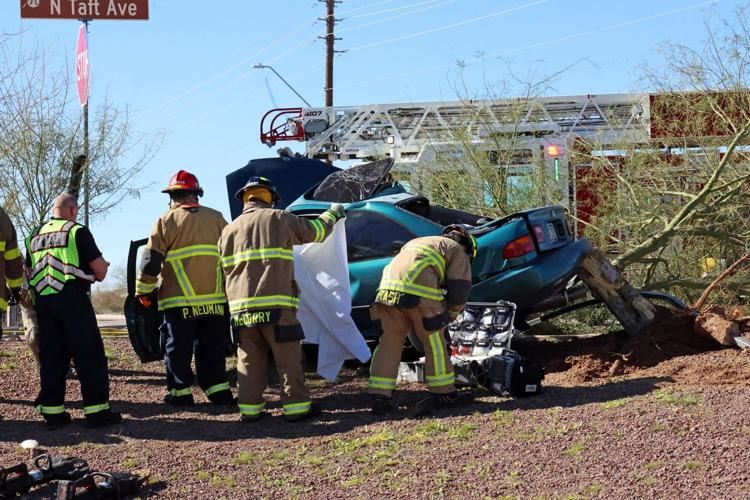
[0,0,739,278]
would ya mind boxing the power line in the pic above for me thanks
[346,0,444,19]
[132,18,318,120]
[335,0,717,90]
[347,0,549,52]
[338,0,460,35]
[338,0,401,15]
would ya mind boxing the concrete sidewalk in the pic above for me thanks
[97,313,127,329]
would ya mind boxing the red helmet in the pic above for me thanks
[162,170,204,197]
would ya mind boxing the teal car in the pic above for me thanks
[225,155,593,340]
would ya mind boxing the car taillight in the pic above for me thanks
[533,225,546,243]
[502,234,535,259]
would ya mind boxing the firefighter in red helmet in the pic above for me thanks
[136,170,234,406]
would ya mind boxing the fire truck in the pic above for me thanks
[259,91,746,234]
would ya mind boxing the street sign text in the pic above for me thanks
[21,0,149,20]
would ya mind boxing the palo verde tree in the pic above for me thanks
[0,37,163,236]
[408,62,579,218]
[574,5,750,302]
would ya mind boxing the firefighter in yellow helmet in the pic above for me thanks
[136,170,234,406]
[0,205,23,339]
[219,176,344,422]
[368,224,476,416]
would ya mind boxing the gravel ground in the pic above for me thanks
[2,325,750,499]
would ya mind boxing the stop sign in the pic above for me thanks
[76,25,89,106]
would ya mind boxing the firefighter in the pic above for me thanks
[368,224,476,416]
[0,205,23,340]
[136,170,234,406]
[26,193,121,428]
[219,176,345,422]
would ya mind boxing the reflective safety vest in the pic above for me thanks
[219,201,341,319]
[26,219,94,296]
[376,235,472,309]
[156,244,226,310]
[379,242,447,302]
[136,204,228,312]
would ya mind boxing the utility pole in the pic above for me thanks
[319,0,343,107]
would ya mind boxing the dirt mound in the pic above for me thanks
[516,306,728,384]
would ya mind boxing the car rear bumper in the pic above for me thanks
[469,238,593,312]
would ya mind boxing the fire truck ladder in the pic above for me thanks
[260,93,652,163]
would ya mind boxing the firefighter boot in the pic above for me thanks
[164,390,195,406]
[44,412,72,430]
[371,396,396,416]
[284,402,321,423]
[85,410,123,429]
[208,390,236,406]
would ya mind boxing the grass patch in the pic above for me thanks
[652,422,666,432]
[210,475,236,488]
[341,476,363,488]
[121,457,139,469]
[448,423,477,441]
[684,460,703,470]
[492,409,515,426]
[583,483,603,495]
[233,451,257,465]
[640,475,658,487]
[0,351,13,358]
[334,429,394,454]
[653,388,701,406]
[403,420,448,443]
[0,362,17,370]
[433,469,450,487]
[601,398,628,409]
[644,460,665,470]
[505,470,521,488]
[565,442,587,458]
[196,470,210,481]
[103,348,119,360]
[304,455,325,467]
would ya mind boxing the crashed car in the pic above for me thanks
[224,155,654,339]
[126,154,654,361]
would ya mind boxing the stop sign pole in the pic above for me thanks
[76,20,91,226]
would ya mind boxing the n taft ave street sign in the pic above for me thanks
[21,0,148,20]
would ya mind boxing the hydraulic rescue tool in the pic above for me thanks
[0,454,89,498]
[56,471,146,499]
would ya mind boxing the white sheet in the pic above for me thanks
[294,220,371,381]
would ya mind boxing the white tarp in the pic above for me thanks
[294,220,371,380]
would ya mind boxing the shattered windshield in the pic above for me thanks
[310,158,394,202]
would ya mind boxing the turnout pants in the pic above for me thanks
[369,302,455,397]
[34,286,111,417]
[236,309,310,418]
[160,308,231,398]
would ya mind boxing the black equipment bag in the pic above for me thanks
[481,349,543,397]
